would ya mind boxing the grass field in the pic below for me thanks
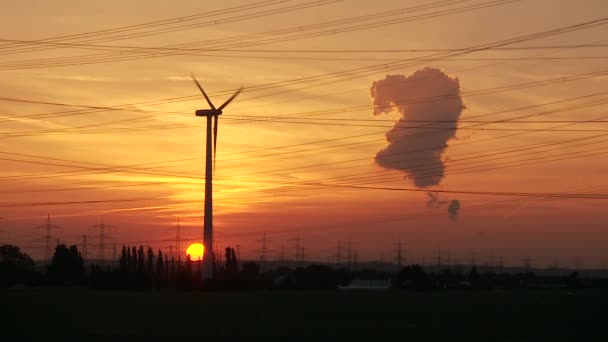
[2,288,606,340]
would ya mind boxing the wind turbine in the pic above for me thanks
[191,74,243,279]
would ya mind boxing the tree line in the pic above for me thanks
[1,243,604,292]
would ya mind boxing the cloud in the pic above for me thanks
[371,67,464,188]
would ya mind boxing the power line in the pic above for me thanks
[0,0,516,69]
[2,112,607,199]
[0,0,337,56]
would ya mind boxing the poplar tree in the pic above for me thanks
[147,247,154,274]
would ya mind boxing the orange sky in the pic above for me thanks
[1,0,607,267]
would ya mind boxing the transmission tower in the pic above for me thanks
[347,240,352,267]
[99,218,106,260]
[294,233,302,262]
[92,216,112,261]
[300,246,305,264]
[261,232,268,262]
[395,240,404,268]
[38,214,61,261]
[336,240,342,265]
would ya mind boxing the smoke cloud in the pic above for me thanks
[371,67,464,188]
[448,200,460,221]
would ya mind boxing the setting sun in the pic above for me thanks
[186,243,205,261]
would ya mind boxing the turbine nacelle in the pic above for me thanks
[195,109,223,117]
[191,74,243,172]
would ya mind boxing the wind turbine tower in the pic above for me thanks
[191,75,243,279]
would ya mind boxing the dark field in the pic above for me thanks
[2,288,607,340]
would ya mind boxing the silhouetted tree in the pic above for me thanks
[468,266,480,285]
[119,246,127,272]
[397,264,429,290]
[130,246,137,272]
[567,271,580,292]
[225,247,238,274]
[164,254,169,280]
[231,248,238,272]
[242,262,260,278]
[137,245,144,273]
[0,244,36,287]
[185,254,192,274]
[196,255,202,276]
[147,247,154,274]
[47,244,84,285]
[156,250,164,275]
[170,256,176,279]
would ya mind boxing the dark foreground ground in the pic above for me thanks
[1,288,606,340]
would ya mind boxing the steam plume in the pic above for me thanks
[371,68,464,187]
[448,200,460,221]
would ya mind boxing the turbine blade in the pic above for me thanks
[218,87,243,111]
[213,115,218,172]
[190,74,216,110]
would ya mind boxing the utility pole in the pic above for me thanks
[336,240,342,265]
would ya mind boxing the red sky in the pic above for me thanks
[1,0,607,268]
